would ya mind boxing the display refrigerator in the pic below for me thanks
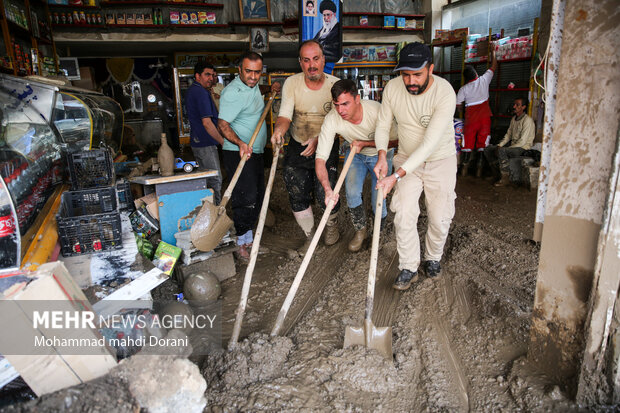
[0,74,123,271]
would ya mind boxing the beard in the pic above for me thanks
[406,75,430,95]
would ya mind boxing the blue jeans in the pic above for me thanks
[344,148,394,219]
[191,145,222,205]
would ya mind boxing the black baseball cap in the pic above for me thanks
[394,42,431,72]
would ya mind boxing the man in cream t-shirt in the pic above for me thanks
[374,42,457,291]
[271,40,340,254]
[316,79,397,252]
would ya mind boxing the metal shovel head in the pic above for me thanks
[344,321,393,359]
[190,201,233,252]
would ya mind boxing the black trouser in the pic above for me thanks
[222,150,265,237]
[282,138,340,213]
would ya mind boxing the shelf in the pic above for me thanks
[431,39,464,47]
[100,1,223,7]
[170,23,227,27]
[52,23,105,28]
[343,12,424,18]
[490,88,529,92]
[497,56,532,63]
[228,21,281,26]
[343,25,422,32]
[35,36,53,45]
[437,70,461,75]
[49,4,100,8]
[334,61,396,68]
[108,23,164,27]
[7,20,31,35]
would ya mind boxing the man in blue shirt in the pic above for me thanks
[217,51,280,260]
[185,61,225,204]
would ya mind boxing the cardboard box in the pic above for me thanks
[383,16,395,28]
[396,17,406,29]
[134,192,159,220]
[0,262,117,396]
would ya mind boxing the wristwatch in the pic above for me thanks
[393,171,402,182]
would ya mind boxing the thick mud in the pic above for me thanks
[1,174,601,412]
[200,176,588,412]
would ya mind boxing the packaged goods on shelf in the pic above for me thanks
[383,16,395,28]
[492,35,533,61]
[396,17,405,29]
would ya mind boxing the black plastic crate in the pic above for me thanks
[116,180,134,211]
[62,187,117,216]
[68,149,115,190]
[57,193,123,257]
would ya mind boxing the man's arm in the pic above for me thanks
[315,158,337,206]
[202,117,224,145]
[217,119,252,159]
[271,116,291,146]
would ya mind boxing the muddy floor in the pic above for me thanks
[0,172,601,412]
[200,174,590,412]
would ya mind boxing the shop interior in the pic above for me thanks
[0,0,618,410]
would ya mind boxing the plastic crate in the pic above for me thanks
[57,193,123,257]
[68,149,115,190]
[62,187,117,216]
[116,180,134,211]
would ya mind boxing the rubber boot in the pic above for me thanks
[293,207,314,256]
[475,152,484,178]
[324,213,340,246]
[494,171,510,187]
[460,152,471,177]
[348,227,367,252]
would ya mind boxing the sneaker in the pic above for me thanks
[424,260,441,278]
[348,227,367,252]
[392,269,419,291]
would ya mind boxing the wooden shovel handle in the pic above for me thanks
[271,149,357,336]
[229,143,281,349]
[365,186,383,322]
[220,90,277,208]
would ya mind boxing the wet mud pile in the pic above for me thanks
[202,177,586,412]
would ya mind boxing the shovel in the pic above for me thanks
[228,143,281,349]
[191,91,277,252]
[343,186,393,359]
[271,148,357,336]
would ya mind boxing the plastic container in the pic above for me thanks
[57,191,122,256]
[67,149,115,190]
[115,179,134,211]
[61,187,117,216]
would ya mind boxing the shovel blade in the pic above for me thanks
[190,201,233,252]
[344,324,393,359]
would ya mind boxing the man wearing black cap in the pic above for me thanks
[312,0,340,62]
[374,42,458,291]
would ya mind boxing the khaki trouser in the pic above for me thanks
[390,153,457,272]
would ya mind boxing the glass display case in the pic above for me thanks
[333,62,397,102]
[0,73,124,270]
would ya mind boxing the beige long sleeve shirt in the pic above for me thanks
[498,113,535,149]
[278,72,339,144]
[375,74,457,174]
[316,100,398,160]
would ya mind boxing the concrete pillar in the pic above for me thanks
[528,0,620,398]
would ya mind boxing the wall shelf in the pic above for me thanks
[343,12,424,18]
[49,4,99,8]
[343,25,422,32]
[100,1,223,6]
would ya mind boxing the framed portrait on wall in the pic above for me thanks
[239,0,271,22]
[300,0,342,69]
[250,27,269,53]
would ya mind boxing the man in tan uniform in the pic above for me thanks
[374,42,457,291]
[316,79,397,252]
[271,40,340,253]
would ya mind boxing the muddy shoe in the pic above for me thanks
[348,227,367,252]
[392,269,419,291]
[324,215,340,246]
[423,260,441,278]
